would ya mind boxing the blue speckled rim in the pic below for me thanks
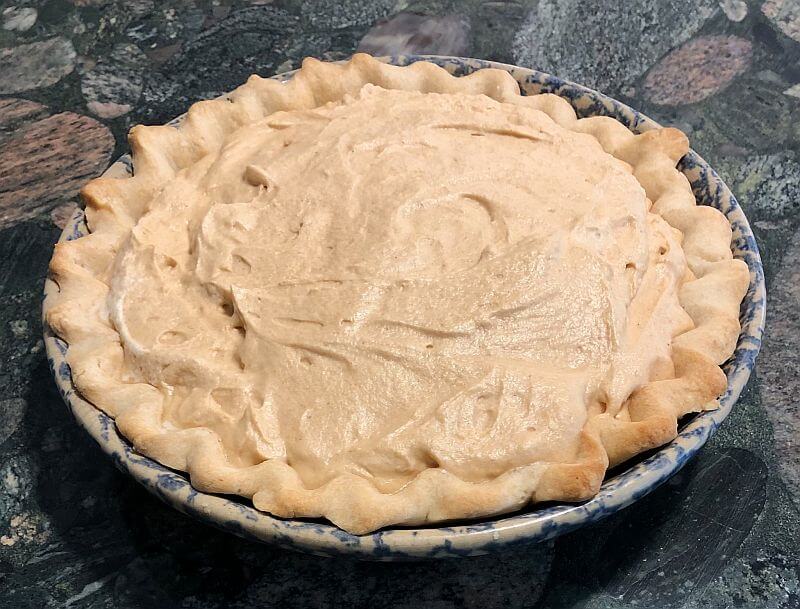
[43,55,765,560]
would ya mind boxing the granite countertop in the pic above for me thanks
[1,0,799,607]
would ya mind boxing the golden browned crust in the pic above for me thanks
[45,54,749,534]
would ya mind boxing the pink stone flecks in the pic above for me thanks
[358,12,470,57]
[643,36,752,106]
[50,202,79,229]
[0,111,113,229]
[87,100,132,119]
[0,98,48,135]
[763,0,800,43]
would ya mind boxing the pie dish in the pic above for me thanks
[44,55,759,546]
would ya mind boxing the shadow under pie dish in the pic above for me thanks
[43,54,764,557]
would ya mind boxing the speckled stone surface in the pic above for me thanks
[642,35,753,105]
[0,1,798,607]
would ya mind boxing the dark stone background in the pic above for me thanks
[0,0,798,607]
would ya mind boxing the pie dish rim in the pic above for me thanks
[42,54,765,559]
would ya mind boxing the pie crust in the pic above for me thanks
[46,54,749,534]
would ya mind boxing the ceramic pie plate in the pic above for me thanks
[43,55,766,560]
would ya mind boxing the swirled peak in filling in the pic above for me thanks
[109,85,693,492]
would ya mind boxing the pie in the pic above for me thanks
[46,54,749,534]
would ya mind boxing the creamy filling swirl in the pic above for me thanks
[108,85,693,492]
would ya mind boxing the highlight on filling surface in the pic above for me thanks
[46,54,750,534]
